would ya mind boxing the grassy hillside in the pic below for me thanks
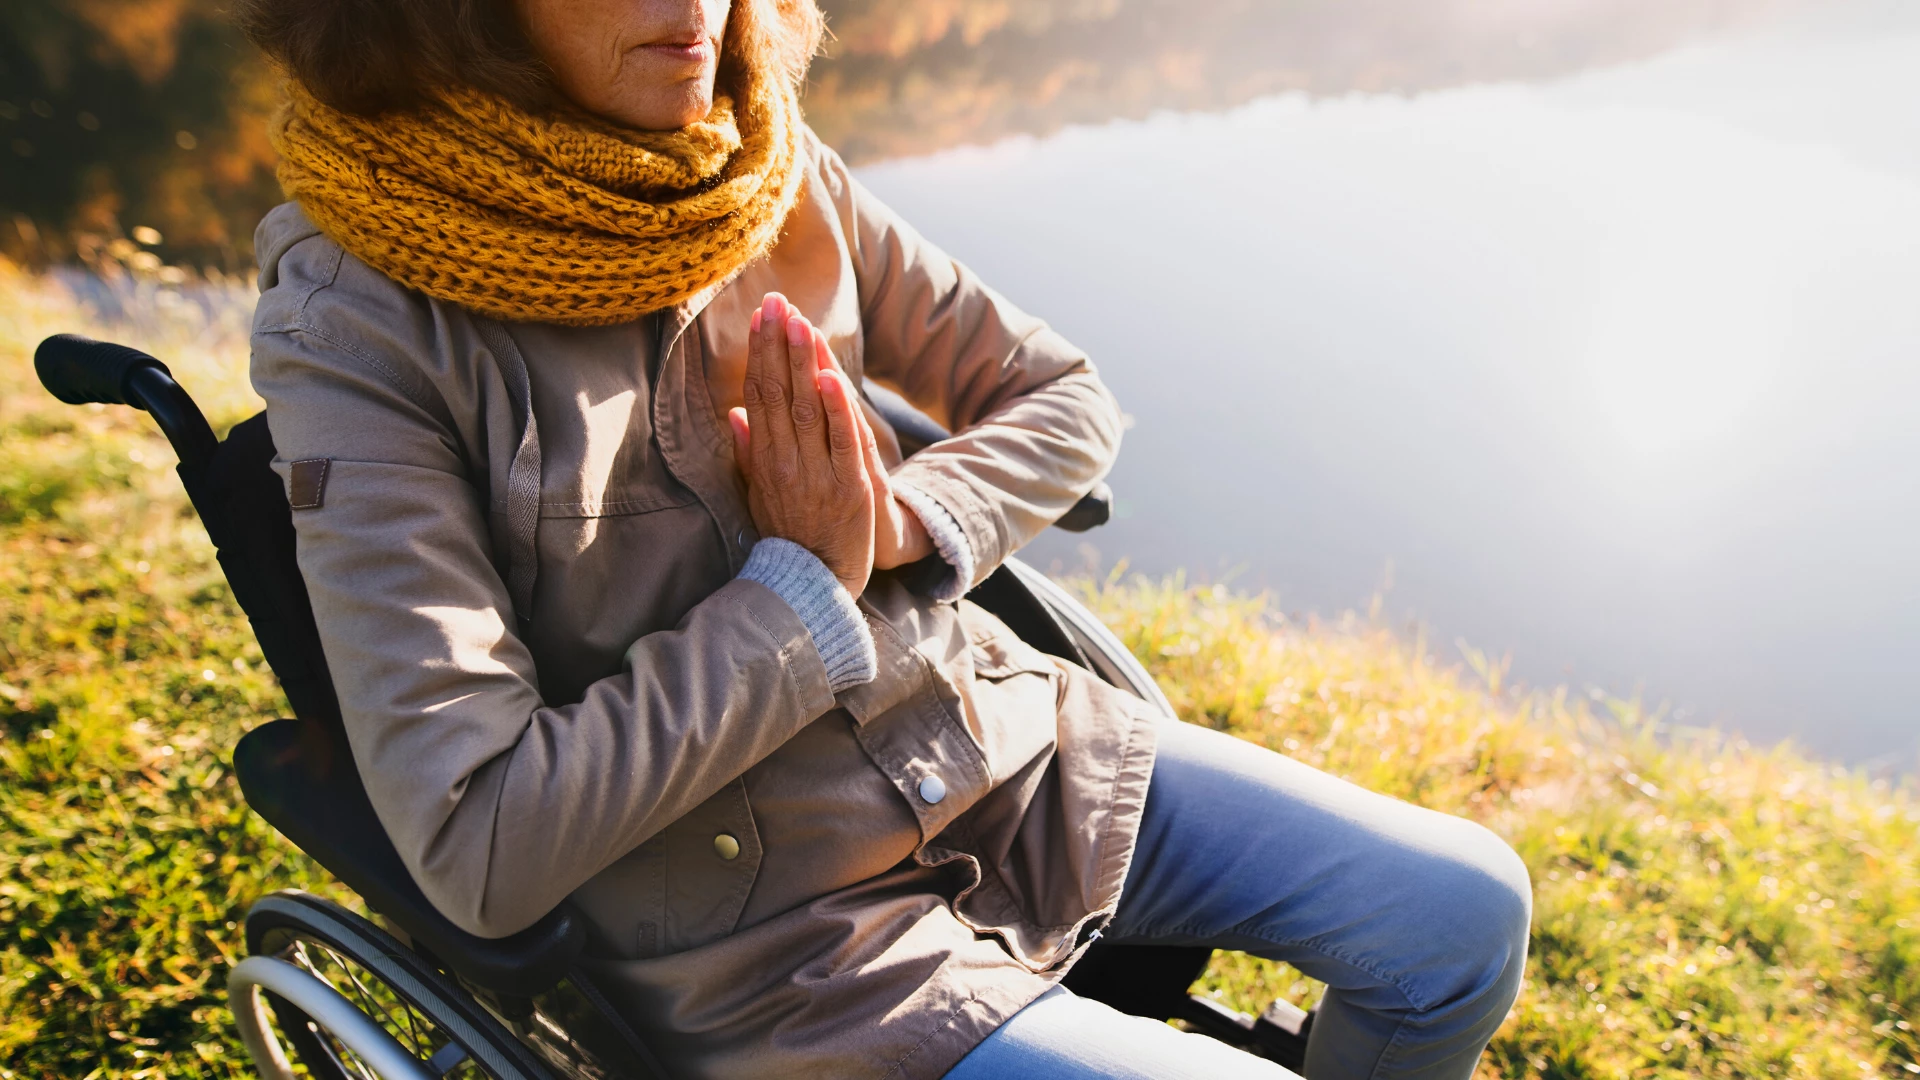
[2,256,1917,1078]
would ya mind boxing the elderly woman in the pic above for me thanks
[239,0,1530,1077]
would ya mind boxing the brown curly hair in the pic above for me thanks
[238,0,824,117]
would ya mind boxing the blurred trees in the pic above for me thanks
[804,0,1791,161]
[0,0,1789,268]
[1,0,279,268]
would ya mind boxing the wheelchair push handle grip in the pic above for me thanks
[36,333,220,473]
[1055,482,1113,533]
[35,333,172,407]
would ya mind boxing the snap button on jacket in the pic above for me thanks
[250,130,1157,1080]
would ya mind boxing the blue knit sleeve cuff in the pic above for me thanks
[893,482,976,603]
[738,538,877,693]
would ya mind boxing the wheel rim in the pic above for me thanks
[260,931,486,1079]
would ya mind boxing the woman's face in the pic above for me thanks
[515,0,733,130]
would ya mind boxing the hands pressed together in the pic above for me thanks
[729,293,933,598]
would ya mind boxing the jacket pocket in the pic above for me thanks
[660,776,763,955]
[566,776,764,961]
[969,631,1062,682]
[957,597,1062,683]
[962,620,1064,780]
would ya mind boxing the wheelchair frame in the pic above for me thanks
[33,333,1312,1078]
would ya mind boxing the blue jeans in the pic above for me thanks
[945,720,1532,1080]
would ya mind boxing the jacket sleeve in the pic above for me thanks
[252,317,841,939]
[819,142,1125,586]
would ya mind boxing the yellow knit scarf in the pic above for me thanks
[270,67,803,327]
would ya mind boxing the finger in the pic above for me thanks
[756,293,799,471]
[852,376,892,496]
[786,312,828,450]
[728,407,751,472]
[809,328,873,498]
[809,320,839,382]
[743,304,774,478]
[811,323,848,380]
[812,329,865,485]
[811,326,856,455]
[818,367,867,493]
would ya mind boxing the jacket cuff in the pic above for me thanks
[886,464,1004,591]
[892,481,975,602]
[738,539,877,693]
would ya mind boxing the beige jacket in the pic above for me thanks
[250,131,1157,1080]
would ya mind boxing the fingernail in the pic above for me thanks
[750,308,761,332]
[787,314,807,348]
[819,371,841,398]
[763,294,781,322]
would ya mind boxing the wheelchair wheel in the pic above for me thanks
[236,891,558,1080]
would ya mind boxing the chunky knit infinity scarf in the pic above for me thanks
[270,65,803,326]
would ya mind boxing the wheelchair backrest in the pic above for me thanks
[200,412,592,993]
[190,413,347,756]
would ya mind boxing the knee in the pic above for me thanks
[1424,819,1533,1007]
[1469,822,1533,948]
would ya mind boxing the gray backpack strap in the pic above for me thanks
[476,319,542,623]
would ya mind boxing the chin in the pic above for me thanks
[611,81,717,132]
[670,91,717,128]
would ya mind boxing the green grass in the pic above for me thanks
[2,255,1918,1079]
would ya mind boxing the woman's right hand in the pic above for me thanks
[729,293,877,597]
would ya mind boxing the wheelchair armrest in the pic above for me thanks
[233,719,584,998]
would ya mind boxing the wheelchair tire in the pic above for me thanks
[243,891,559,1080]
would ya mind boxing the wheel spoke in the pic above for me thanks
[310,1019,379,1080]
[338,954,418,1054]
[284,943,374,1078]
[333,955,389,1030]
[276,934,462,1071]
[289,939,320,978]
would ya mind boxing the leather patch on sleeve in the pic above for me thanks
[289,458,332,510]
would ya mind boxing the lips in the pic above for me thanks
[640,39,713,63]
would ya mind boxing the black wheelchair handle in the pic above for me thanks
[1055,481,1113,533]
[35,333,169,407]
[36,334,220,472]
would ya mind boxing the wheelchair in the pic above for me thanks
[33,332,1317,1079]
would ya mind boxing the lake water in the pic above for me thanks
[853,0,1920,767]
